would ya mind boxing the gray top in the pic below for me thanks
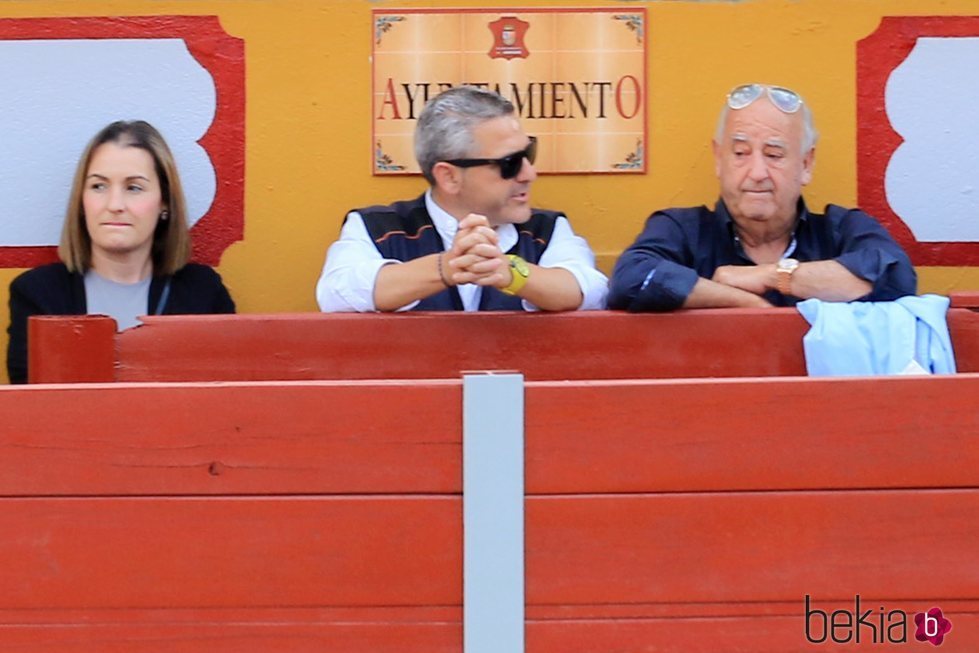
[84,270,151,331]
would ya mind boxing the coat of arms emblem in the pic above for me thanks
[488,16,529,60]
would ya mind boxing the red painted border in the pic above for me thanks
[371,7,647,176]
[857,16,979,266]
[0,16,245,268]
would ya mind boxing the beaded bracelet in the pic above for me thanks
[437,252,452,287]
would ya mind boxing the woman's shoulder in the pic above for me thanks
[10,262,74,291]
[172,262,224,283]
[9,262,84,315]
[173,263,221,279]
[168,263,235,313]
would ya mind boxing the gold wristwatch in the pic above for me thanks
[501,255,531,296]
[776,258,799,295]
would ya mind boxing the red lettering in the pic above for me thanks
[378,77,402,120]
[614,75,641,119]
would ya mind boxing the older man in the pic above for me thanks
[609,83,916,311]
[317,86,607,312]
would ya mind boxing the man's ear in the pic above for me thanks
[801,147,816,186]
[712,139,722,179]
[432,161,462,196]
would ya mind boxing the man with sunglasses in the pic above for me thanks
[609,83,916,311]
[317,86,607,312]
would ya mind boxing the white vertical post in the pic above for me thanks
[463,373,525,653]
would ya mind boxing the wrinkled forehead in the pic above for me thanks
[722,100,804,148]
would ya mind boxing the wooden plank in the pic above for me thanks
[0,491,975,609]
[525,374,979,493]
[526,599,979,620]
[525,490,979,605]
[527,612,979,652]
[949,308,979,372]
[950,290,979,309]
[0,382,461,496]
[0,497,461,609]
[28,316,115,383]
[0,623,459,653]
[29,308,979,383]
[0,610,977,652]
[0,375,977,496]
[2,599,977,623]
[0,606,463,625]
[110,310,811,381]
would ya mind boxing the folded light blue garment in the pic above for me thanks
[796,295,956,377]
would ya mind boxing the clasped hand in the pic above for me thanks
[711,264,775,307]
[711,264,772,295]
[443,214,511,288]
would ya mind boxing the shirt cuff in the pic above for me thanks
[629,260,699,311]
[319,258,419,312]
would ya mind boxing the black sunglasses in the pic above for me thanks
[443,136,537,180]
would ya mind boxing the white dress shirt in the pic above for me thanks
[316,191,608,312]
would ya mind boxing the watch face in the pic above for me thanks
[778,258,800,273]
[510,256,530,277]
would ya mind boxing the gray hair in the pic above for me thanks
[714,93,819,153]
[414,86,515,184]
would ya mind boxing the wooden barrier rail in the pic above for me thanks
[0,376,977,650]
[27,306,979,383]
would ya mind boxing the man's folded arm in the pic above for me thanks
[373,255,447,311]
[521,216,608,311]
[316,212,424,313]
[698,209,917,304]
[512,264,582,311]
[785,260,872,301]
[609,213,705,311]
[684,276,774,308]
[831,208,917,301]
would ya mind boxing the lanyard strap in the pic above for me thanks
[153,279,172,315]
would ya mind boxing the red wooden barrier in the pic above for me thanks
[27,307,979,383]
[0,377,976,650]
[950,290,979,309]
[2,376,976,497]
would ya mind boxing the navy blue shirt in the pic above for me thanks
[608,200,917,312]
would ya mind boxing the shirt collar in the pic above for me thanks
[717,197,809,260]
[715,197,810,227]
[425,189,460,247]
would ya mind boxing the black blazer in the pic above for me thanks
[7,262,235,383]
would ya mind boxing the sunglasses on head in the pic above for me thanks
[443,136,537,180]
[727,84,803,114]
